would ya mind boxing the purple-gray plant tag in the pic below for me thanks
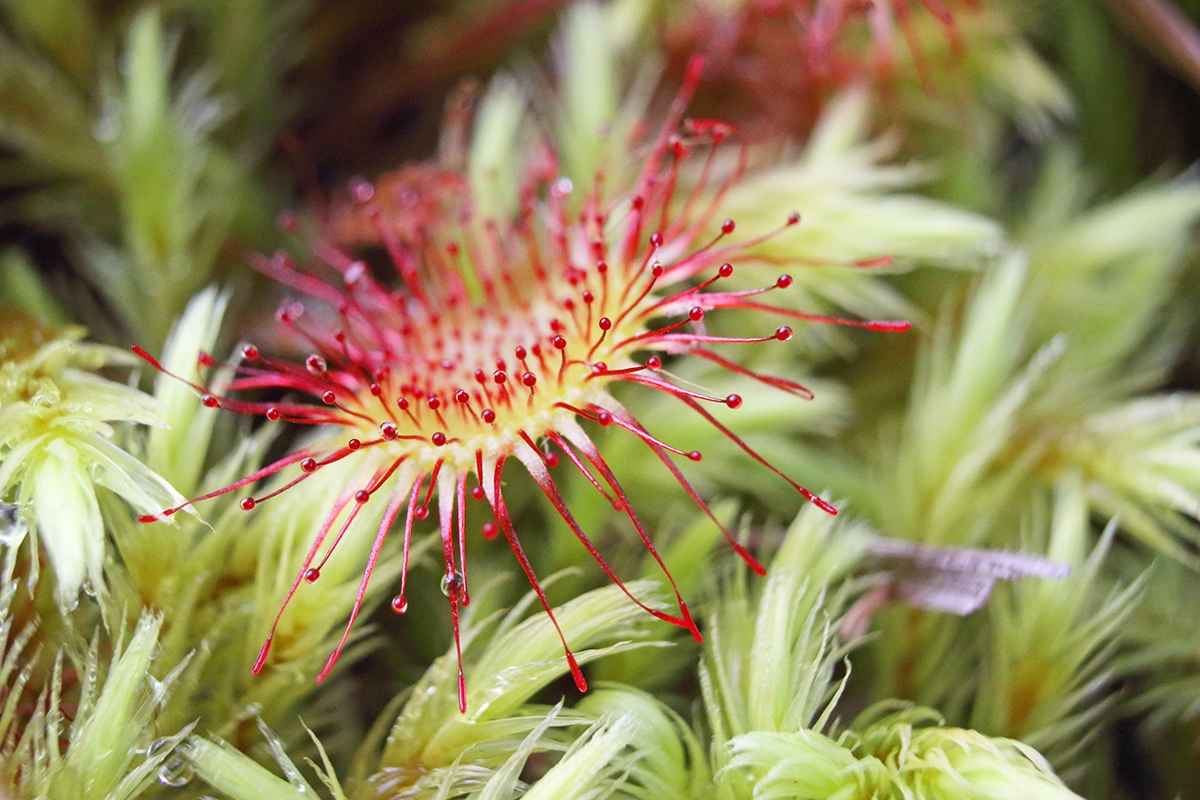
[843,539,1071,633]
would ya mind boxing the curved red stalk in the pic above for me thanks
[133,344,346,426]
[139,449,314,522]
[616,55,707,266]
[316,467,410,684]
[637,331,787,346]
[677,394,838,516]
[546,431,621,509]
[314,462,404,571]
[616,255,664,316]
[610,373,731,406]
[676,295,911,331]
[515,432,694,628]
[364,200,430,306]
[490,456,587,692]
[639,264,731,318]
[612,311,702,351]
[423,460,443,510]
[607,408,766,576]
[558,425,702,643]
[649,277,790,320]
[584,408,699,461]
[691,348,815,400]
[254,481,360,675]
[663,140,748,252]
[586,362,657,379]
[389,473,427,617]
[454,473,470,604]
[251,251,346,306]
[667,133,720,237]
[438,472,467,712]
[247,466,320,507]
[658,217,795,284]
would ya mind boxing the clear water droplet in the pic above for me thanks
[157,755,194,787]
[93,98,120,142]
[0,502,24,545]
[440,571,463,597]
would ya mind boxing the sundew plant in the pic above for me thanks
[3,1,1200,799]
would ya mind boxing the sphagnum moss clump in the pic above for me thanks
[0,311,182,609]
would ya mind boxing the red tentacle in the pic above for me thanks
[438,471,467,711]
[490,456,587,692]
[139,449,315,522]
[558,426,703,643]
[254,481,360,675]
[316,463,417,684]
[612,410,767,576]
[516,431,693,629]
[678,394,838,516]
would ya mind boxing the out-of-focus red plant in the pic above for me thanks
[662,0,979,137]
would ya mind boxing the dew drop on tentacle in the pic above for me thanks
[440,571,464,598]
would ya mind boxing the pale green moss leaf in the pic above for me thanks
[578,687,711,800]
[0,315,184,607]
[970,477,1144,768]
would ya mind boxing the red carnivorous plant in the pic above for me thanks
[134,58,908,711]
